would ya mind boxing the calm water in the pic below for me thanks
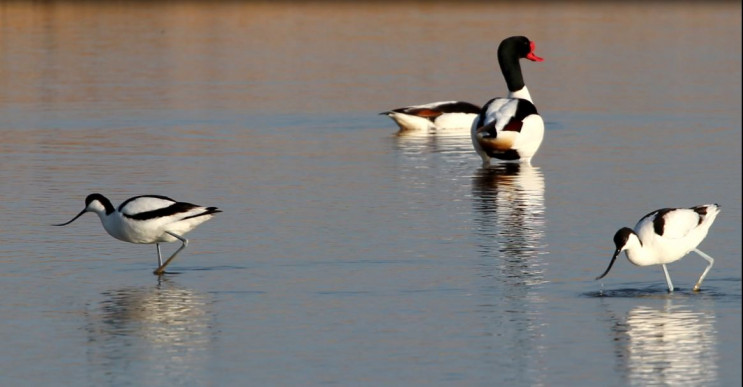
[0,2,740,386]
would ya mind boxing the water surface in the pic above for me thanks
[0,2,740,386]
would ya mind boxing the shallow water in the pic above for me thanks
[0,2,740,386]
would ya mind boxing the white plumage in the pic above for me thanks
[596,204,720,292]
[381,101,481,135]
[54,193,221,275]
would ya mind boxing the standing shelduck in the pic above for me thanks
[472,36,544,165]
[54,193,221,275]
[596,204,720,292]
[381,101,481,135]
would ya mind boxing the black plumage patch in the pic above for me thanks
[650,208,674,236]
[513,99,539,121]
[613,227,636,248]
[434,101,481,114]
[118,195,176,213]
[124,202,200,221]
[492,149,521,160]
[691,205,708,225]
[86,193,115,215]
[475,98,538,130]
[183,207,222,220]
[475,98,497,128]
[394,102,482,123]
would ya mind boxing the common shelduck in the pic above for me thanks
[381,101,481,135]
[472,36,544,165]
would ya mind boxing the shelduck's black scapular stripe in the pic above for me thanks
[428,101,481,115]
[476,98,539,129]
[391,101,481,116]
[390,102,482,123]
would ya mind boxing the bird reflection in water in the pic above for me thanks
[470,163,549,386]
[394,131,474,161]
[607,299,719,386]
[471,163,547,286]
[84,278,213,385]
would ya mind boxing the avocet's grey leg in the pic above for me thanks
[661,264,674,293]
[692,248,715,292]
[156,243,163,267]
[153,232,189,275]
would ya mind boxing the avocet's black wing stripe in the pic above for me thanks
[123,202,200,221]
[513,99,538,120]
[118,195,176,212]
[649,208,674,236]
[182,207,222,221]
[691,205,709,225]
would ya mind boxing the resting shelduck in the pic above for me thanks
[472,36,544,165]
[381,101,481,135]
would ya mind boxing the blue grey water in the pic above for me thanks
[0,2,740,386]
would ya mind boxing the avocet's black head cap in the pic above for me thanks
[596,227,636,281]
[613,227,635,250]
[85,193,107,206]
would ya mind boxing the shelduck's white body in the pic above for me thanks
[381,101,481,135]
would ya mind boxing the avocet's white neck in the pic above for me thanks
[99,211,131,242]
[87,202,110,221]
[508,86,533,102]
[623,234,656,267]
[85,200,123,240]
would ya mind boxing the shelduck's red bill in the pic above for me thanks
[526,41,544,62]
